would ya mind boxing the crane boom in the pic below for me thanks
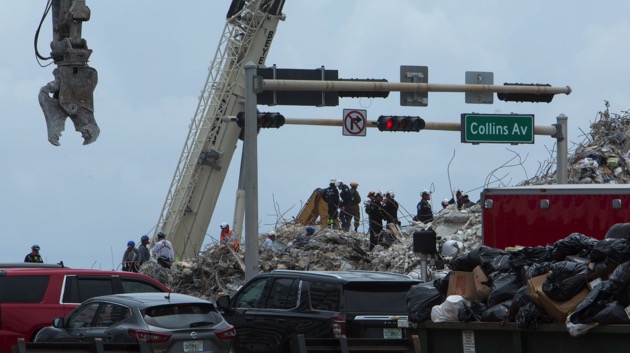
[154,0,286,260]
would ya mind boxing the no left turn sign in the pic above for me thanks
[342,109,367,137]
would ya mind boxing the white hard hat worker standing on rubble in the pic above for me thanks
[261,231,276,251]
[416,190,433,223]
[220,222,239,252]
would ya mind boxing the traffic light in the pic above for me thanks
[377,116,425,132]
[337,78,389,98]
[236,112,285,129]
[497,83,554,103]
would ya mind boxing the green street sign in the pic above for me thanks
[461,113,534,144]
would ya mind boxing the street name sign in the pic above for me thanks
[461,113,534,144]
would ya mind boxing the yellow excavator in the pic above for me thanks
[294,188,333,226]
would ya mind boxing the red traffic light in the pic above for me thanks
[377,116,425,132]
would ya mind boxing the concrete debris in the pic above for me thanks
[140,104,630,308]
[140,204,483,302]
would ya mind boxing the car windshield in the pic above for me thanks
[142,303,223,329]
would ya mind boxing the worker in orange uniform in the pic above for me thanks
[220,222,239,252]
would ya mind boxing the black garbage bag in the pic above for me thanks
[481,300,511,322]
[604,222,630,241]
[487,272,521,307]
[509,285,533,322]
[406,282,445,322]
[516,302,553,329]
[451,246,508,272]
[570,281,616,324]
[550,233,598,261]
[509,246,552,269]
[592,301,630,324]
[520,262,552,284]
[480,254,511,275]
[589,238,630,265]
[433,273,450,298]
[608,261,630,305]
[542,261,589,301]
[458,301,487,322]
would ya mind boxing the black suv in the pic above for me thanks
[216,270,420,353]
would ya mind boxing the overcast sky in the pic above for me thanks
[2,1,629,269]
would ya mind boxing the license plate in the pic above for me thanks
[184,340,203,352]
[383,328,402,339]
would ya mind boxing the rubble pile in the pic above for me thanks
[140,104,630,316]
[140,203,483,301]
[520,105,630,185]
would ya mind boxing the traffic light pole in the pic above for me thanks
[243,63,259,282]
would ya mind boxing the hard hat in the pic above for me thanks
[157,231,166,238]
[441,240,463,257]
[421,190,429,196]
[31,244,40,250]
[306,226,315,234]
[220,222,229,229]
[386,190,395,198]
[375,191,383,198]
[367,191,375,197]
[268,231,276,238]
[127,240,135,247]
[141,235,150,242]
[336,179,343,187]
[329,178,337,184]
[441,198,450,207]
[350,182,358,187]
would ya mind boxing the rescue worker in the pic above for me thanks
[441,198,450,209]
[137,235,150,267]
[338,180,353,231]
[383,190,399,226]
[219,222,239,251]
[416,190,433,223]
[122,240,139,272]
[294,226,315,248]
[365,191,384,251]
[349,182,361,232]
[261,231,275,251]
[151,231,175,269]
[24,244,43,263]
[449,189,473,210]
[324,179,340,228]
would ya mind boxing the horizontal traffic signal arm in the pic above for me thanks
[260,79,571,98]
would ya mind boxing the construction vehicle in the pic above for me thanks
[35,0,286,259]
[152,0,286,260]
[481,184,630,249]
[294,188,330,226]
[36,0,99,146]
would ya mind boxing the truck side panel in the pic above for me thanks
[482,185,630,249]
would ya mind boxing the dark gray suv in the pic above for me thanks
[216,270,420,353]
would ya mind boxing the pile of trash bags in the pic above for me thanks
[406,229,630,336]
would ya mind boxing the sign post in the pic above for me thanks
[461,113,534,144]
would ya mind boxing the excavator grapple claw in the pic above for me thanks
[39,66,99,146]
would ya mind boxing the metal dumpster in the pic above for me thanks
[414,322,630,353]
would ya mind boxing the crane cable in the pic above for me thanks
[34,0,54,66]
